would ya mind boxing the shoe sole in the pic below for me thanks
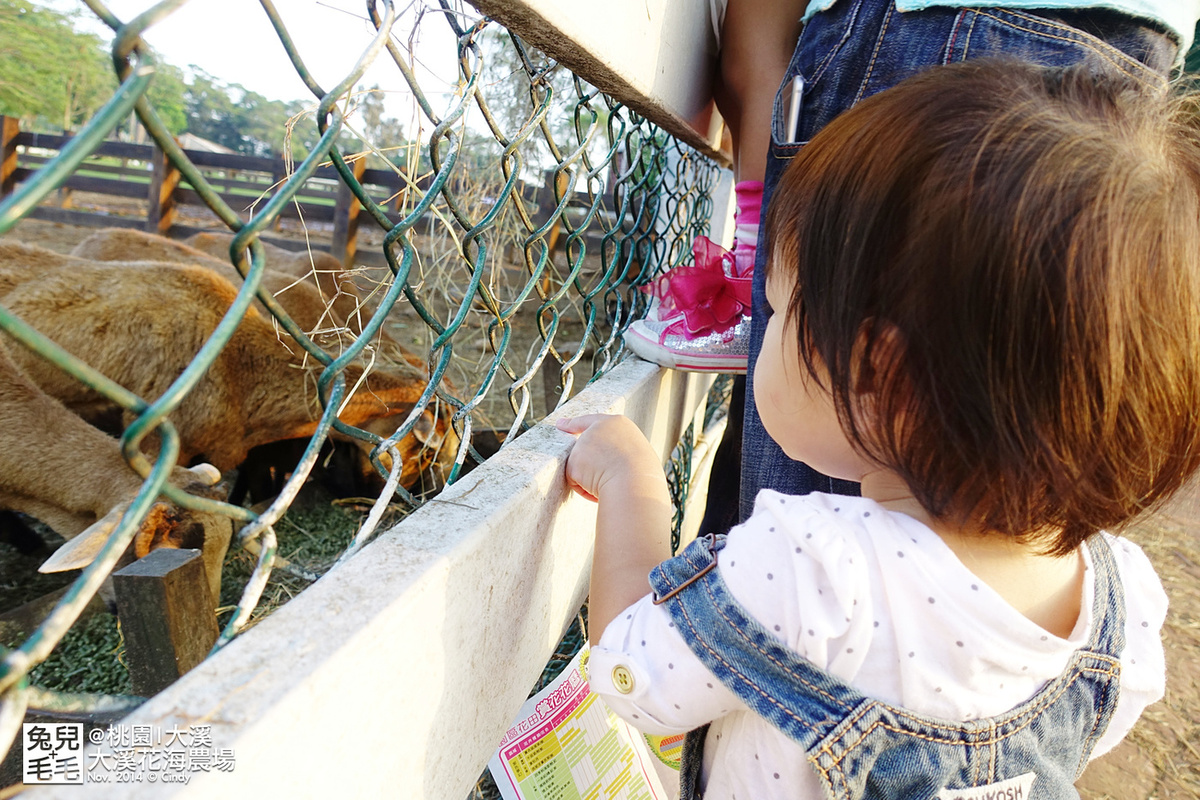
[624,326,748,375]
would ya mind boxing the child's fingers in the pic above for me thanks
[555,414,611,435]
[565,477,599,503]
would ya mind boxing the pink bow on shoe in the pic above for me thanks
[648,236,752,340]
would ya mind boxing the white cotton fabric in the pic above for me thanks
[709,0,729,51]
[588,491,1168,800]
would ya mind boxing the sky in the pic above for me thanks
[37,0,596,178]
[46,0,464,115]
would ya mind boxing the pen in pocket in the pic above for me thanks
[782,75,805,144]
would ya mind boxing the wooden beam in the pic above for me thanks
[331,156,368,267]
[111,548,218,698]
[0,116,19,198]
[12,131,153,162]
[467,0,728,164]
[55,173,148,199]
[146,144,182,235]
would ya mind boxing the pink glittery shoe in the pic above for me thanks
[629,181,761,374]
[625,312,750,374]
[626,235,750,374]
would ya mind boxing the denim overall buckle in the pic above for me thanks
[652,533,720,605]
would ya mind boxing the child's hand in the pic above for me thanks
[556,414,667,502]
[557,414,673,644]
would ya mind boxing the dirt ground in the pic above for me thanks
[2,215,1198,797]
[1077,482,1200,799]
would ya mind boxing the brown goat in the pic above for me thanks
[0,239,453,593]
[184,231,368,333]
[71,228,364,337]
[0,336,232,601]
[68,229,449,467]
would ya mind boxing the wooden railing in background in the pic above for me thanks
[0,116,613,269]
[0,117,411,266]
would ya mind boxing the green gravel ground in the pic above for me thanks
[216,486,384,631]
[11,613,132,696]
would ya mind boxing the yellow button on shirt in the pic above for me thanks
[611,664,635,694]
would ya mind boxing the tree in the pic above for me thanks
[0,0,116,131]
[352,85,409,168]
[181,68,315,158]
[144,61,188,136]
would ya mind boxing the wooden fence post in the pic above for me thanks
[146,141,181,235]
[536,168,573,293]
[331,156,367,266]
[0,116,19,199]
[271,165,287,232]
[112,548,218,698]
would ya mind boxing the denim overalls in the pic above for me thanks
[738,0,1179,518]
[649,533,1125,799]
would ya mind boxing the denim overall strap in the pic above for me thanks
[812,535,1126,799]
[1081,533,1126,660]
[652,533,1126,799]
[649,533,872,798]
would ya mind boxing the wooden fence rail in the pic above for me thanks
[0,116,419,265]
[2,117,628,268]
[0,116,621,268]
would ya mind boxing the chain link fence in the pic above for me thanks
[0,0,723,772]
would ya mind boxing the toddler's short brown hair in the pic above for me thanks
[766,59,1200,553]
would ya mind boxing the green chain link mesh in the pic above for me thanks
[0,0,724,769]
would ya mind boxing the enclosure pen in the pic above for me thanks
[0,0,734,797]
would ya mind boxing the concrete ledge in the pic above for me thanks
[28,359,713,799]
[467,0,728,163]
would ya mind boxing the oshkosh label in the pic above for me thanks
[937,772,1037,800]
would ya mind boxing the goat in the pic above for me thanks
[71,229,364,337]
[0,335,232,601]
[0,240,453,593]
[184,231,368,334]
[69,228,451,483]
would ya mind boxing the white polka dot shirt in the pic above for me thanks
[588,491,1168,800]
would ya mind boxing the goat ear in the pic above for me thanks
[38,503,127,573]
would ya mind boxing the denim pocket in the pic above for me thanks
[769,0,866,157]
[944,9,1169,85]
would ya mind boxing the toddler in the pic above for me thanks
[557,60,1200,799]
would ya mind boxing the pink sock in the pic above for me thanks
[732,180,763,277]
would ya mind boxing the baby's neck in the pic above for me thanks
[860,474,1085,640]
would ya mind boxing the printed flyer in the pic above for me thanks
[489,648,668,800]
